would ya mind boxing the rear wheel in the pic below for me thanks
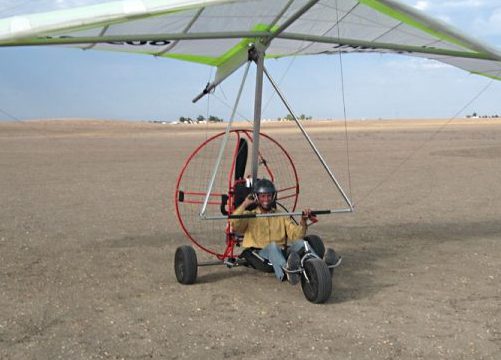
[304,234,325,258]
[301,258,332,303]
[174,245,198,284]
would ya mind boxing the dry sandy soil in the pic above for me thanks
[1,119,500,359]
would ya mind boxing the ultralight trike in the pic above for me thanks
[174,129,342,303]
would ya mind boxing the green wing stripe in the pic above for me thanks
[213,23,279,66]
[161,53,219,66]
[471,71,501,81]
[161,23,278,66]
[359,0,477,53]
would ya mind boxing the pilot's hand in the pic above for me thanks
[301,208,317,225]
[242,194,256,209]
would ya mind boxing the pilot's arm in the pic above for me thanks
[230,195,255,233]
[285,208,316,240]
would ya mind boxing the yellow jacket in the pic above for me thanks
[230,205,307,249]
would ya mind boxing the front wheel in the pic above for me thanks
[174,245,198,284]
[301,258,332,303]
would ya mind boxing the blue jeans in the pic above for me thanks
[258,240,312,281]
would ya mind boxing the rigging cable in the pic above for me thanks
[212,92,253,124]
[0,107,21,122]
[262,56,297,116]
[358,75,498,205]
[210,35,301,125]
[335,0,354,204]
[213,54,298,124]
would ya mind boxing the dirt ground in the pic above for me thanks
[1,119,500,360]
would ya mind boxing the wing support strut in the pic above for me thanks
[199,60,252,218]
[263,65,353,210]
[249,45,264,186]
[200,45,353,221]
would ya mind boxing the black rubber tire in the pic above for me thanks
[301,258,332,304]
[304,234,325,258]
[174,245,198,284]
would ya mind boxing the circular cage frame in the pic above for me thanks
[174,129,300,259]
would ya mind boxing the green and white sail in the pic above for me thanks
[1,0,500,81]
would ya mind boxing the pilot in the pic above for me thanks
[230,178,339,285]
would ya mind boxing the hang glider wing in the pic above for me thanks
[1,0,500,84]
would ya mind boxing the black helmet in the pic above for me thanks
[254,178,276,195]
[254,178,276,210]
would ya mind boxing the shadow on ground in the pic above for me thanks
[96,219,501,305]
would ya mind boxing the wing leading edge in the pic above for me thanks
[1,0,500,80]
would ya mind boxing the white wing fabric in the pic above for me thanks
[1,0,500,80]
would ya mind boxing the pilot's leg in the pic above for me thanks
[288,239,307,254]
[258,242,286,280]
[288,239,319,257]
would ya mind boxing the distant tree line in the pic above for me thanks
[179,115,224,123]
[466,112,499,119]
[277,114,312,121]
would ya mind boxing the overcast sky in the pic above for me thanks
[1,0,500,122]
